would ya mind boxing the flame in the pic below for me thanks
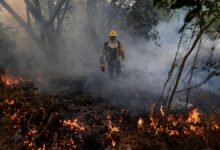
[168,130,179,135]
[23,139,35,149]
[63,119,85,131]
[38,144,46,150]
[5,98,14,105]
[146,105,209,136]
[108,119,120,132]
[212,123,219,130]
[1,74,25,86]
[150,112,157,130]
[112,140,116,147]
[138,118,144,129]
[10,110,20,121]
[187,108,200,123]
[107,116,119,147]
[28,128,38,136]
[2,76,21,86]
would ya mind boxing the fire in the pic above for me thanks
[28,128,38,136]
[38,144,46,150]
[168,130,179,135]
[150,112,157,130]
[112,140,117,147]
[212,123,219,130]
[107,116,119,147]
[144,105,214,136]
[1,74,24,86]
[107,117,120,133]
[10,109,20,121]
[187,108,200,123]
[138,118,144,129]
[5,98,14,105]
[63,119,85,131]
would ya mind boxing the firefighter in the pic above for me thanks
[100,30,125,79]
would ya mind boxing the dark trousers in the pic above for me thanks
[108,60,121,79]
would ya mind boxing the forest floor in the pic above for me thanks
[0,73,220,150]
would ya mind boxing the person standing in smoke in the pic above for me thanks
[100,30,125,79]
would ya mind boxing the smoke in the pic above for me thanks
[1,1,218,111]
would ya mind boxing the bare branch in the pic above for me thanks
[0,0,46,51]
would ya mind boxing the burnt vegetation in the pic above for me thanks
[0,68,220,149]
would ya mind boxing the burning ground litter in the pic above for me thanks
[0,68,220,150]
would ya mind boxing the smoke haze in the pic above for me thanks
[0,1,219,111]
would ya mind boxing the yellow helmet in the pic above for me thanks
[108,30,118,37]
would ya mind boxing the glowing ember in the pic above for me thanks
[168,130,179,135]
[107,116,119,147]
[24,139,35,149]
[150,113,157,130]
[108,118,120,133]
[212,124,219,130]
[10,110,20,121]
[167,114,175,122]
[63,119,85,131]
[1,75,23,86]
[137,118,144,129]
[5,98,14,105]
[38,144,46,150]
[108,122,119,133]
[112,140,116,147]
[147,105,210,136]
[28,128,38,136]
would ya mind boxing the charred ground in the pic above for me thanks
[0,68,220,150]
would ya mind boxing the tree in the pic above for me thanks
[155,0,220,115]
[0,23,15,66]
[111,0,159,39]
[0,0,71,61]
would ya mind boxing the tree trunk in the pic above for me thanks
[165,17,218,118]
[0,0,45,51]
[0,0,70,62]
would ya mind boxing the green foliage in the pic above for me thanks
[154,0,220,34]
[111,0,160,40]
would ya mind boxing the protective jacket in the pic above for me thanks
[102,40,125,62]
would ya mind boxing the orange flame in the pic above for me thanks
[5,98,14,105]
[187,108,200,124]
[168,129,179,135]
[107,116,119,147]
[212,123,219,130]
[138,118,144,129]
[10,110,20,121]
[150,113,157,130]
[1,75,24,86]
[63,119,85,131]
[38,144,46,150]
